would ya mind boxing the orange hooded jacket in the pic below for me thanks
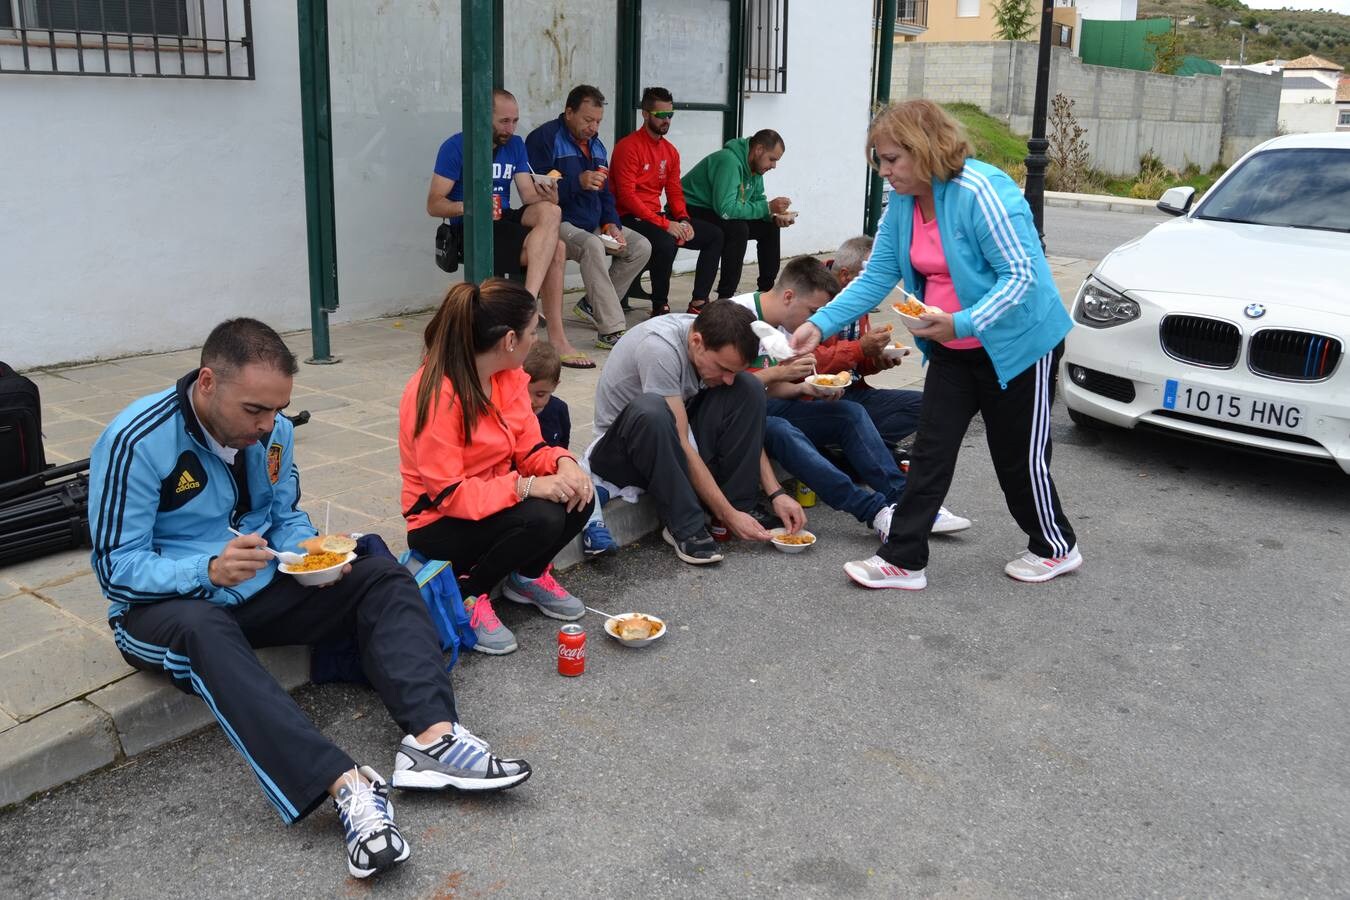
[398,366,573,528]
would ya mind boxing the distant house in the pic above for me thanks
[1222,55,1342,134]
[904,0,1133,53]
[1338,77,1350,133]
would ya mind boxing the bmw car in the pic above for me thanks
[1062,132,1350,473]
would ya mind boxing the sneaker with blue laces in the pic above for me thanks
[464,594,517,655]
[582,519,618,556]
[501,565,585,619]
[333,766,409,879]
[390,723,532,792]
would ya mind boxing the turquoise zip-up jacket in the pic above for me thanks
[88,370,316,620]
[808,158,1072,386]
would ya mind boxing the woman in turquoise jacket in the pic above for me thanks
[791,100,1080,591]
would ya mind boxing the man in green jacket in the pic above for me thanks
[682,129,793,311]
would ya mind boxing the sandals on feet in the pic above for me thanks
[559,353,596,370]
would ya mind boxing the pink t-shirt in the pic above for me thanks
[910,205,982,350]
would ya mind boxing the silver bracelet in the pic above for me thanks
[522,475,535,500]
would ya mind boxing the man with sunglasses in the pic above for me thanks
[609,86,724,317]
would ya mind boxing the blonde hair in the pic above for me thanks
[867,100,973,184]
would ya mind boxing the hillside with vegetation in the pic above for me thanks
[1137,0,1350,67]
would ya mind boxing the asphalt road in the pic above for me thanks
[1044,205,1169,262]
[2,409,1347,898]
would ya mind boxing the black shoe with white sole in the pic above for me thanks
[661,526,724,565]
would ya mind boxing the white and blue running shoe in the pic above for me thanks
[333,766,409,879]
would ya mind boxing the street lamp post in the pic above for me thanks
[1023,0,1055,240]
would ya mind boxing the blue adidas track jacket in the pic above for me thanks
[88,371,316,620]
[809,158,1072,387]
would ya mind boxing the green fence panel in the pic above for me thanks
[1079,18,1172,72]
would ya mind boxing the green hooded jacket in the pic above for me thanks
[680,137,770,221]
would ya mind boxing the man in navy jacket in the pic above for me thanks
[88,318,531,879]
[526,84,651,351]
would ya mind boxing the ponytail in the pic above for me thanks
[413,278,536,441]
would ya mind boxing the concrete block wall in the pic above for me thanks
[892,43,1279,176]
[1222,69,1282,163]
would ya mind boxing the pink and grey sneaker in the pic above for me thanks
[1004,545,1083,583]
[501,565,584,620]
[465,594,517,655]
[843,555,928,591]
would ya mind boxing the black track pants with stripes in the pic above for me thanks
[110,554,458,823]
[878,342,1076,571]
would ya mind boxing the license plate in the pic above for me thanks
[1162,380,1304,433]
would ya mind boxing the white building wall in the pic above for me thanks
[0,2,308,370]
[740,3,874,257]
[1278,102,1339,134]
[1074,0,1138,22]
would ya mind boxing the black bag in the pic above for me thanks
[0,361,46,485]
[0,459,91,566]
[435,220,461,273]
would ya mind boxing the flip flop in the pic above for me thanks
[560,353,596,369]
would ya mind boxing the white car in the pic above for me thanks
[1062,132,1350,473]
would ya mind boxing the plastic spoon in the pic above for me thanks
[226,527,306,566]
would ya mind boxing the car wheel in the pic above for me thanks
[1068,407,1109,430]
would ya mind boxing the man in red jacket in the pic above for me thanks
[610,86,724,316]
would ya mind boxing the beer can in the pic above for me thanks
[557,623,586,676]
[491,192,503,221]
[793,479,817,508]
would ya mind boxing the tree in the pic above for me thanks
[992,0,1036,42]
[1145,29,1185,75]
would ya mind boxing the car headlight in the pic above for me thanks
[1074,278,1140,329]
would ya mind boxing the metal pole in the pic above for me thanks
[865,0,897,235]
[461,0,495,282]
[297,0,339,363]
[1023,0,1054,241]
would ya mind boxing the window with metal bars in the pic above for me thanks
[0,0,253,79]
[742,0,787,94]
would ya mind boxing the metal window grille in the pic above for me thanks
[742,0,787,94]
[897,0,927,28]
[0,0,254,79]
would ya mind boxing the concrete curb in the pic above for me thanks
[1045,191,1159,215]
[0,497,664,811]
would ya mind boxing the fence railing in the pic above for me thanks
[897,0,927,28]
[742,0,788,94]
[0,0,254,79]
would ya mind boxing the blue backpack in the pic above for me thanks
[399,549,477,668]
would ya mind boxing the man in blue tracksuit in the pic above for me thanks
[88,318,531,879]
[525,84,651,350]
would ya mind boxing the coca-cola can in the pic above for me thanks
[557,623,586,676]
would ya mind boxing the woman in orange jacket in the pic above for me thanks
[399,279,594,652]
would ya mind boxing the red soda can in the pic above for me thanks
[491,193,503,221]
[557,623,586,676]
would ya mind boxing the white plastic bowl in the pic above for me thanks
[882,343,912,362]
[598,233,622,254]
[603,614,667,648]
[278,551,356,587]
[769,528,816,554]
[805,374,851,396]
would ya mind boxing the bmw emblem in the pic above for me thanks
[1244,303,1266,319]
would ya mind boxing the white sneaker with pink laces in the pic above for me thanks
[465,594,517,654]
[501,565,585,620]
[1004,545,1083,583]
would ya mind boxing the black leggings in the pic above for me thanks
[408,497,593,597]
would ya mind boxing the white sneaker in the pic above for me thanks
[843,555,927,590]
[1004,545,1082,583]
[872,504,895,542]
[932,506,971,534]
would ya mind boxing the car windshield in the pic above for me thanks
[1194,147,1350,232]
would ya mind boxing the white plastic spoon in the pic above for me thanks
[226,527,306,566]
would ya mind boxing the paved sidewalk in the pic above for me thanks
[0,255,1095,808]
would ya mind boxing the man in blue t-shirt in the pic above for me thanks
[428,89,592,368]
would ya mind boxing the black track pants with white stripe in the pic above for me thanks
[110,554,458,823]
[878,342,1076,571]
